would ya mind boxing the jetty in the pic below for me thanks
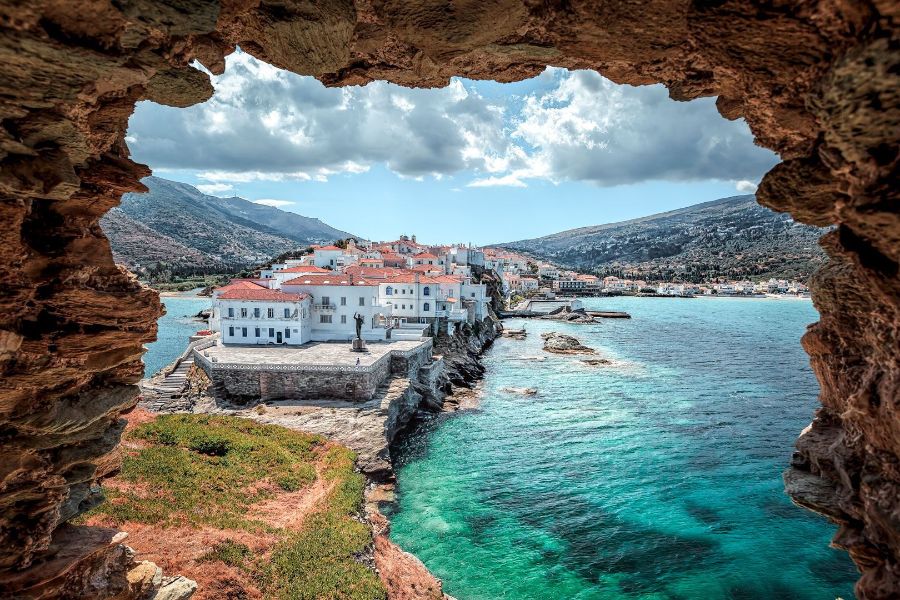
[499,308,630,320]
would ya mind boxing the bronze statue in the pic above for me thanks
[353,312,364,339]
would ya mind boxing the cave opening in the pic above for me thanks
[0,3,896,599]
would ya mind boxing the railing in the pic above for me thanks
[435,309,468,321]
[313,303,336,311]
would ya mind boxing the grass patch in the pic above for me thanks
[85,414,385,599]
[200,540,253,568]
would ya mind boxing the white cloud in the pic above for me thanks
[735,180,758,193]
[253,199,295,208]
[128,52,778,188]
[467,173,528,188]
[196,182,233,195]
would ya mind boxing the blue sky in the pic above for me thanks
[129,51,778,245]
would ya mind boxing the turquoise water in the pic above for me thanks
[388,297,857,600]
[143,296,211,377]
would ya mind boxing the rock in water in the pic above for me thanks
[501,387,538,396]
[541,332,596,354]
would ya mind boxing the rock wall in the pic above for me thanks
[0,2,897,597]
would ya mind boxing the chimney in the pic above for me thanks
[411,234,416,243]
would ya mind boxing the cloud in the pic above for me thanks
[127,52,778,188]
[735,180,758,193]
[196,182,233,195]
[253,199,295,208]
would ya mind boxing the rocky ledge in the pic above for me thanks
[541,332,596,355]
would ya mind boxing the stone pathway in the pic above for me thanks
[140,357,194,412]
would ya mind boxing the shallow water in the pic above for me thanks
[143,296,211,377]
[388,297,857,600]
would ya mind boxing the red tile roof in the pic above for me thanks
[282,274,378,287]
[315,245,343,251]
[414,253,439,259]
[281,265,330,273]
[218,288,308,301]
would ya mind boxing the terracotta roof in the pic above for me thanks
[382,274,462,285]
[218,288,308,301]
[282,274,378,287]
[281,265,331,273]
[343,266,405,279]
[414,253,439,259]
[214,280,267,294]
[315,245,343,251]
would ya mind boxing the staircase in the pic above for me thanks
[141,356,194,412]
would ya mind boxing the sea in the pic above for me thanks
[387,297,858,600]
[142,294,211,377]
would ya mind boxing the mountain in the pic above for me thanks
[102,176,354,273]
[497,195,827,282]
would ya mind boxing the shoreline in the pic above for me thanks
[137,317,500,598]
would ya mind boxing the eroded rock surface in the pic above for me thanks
[0,2,897,597]
[541,332,595,355]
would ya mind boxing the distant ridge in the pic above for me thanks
[497,195,827,281]
[102,176,354,273]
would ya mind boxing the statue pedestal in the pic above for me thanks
[351,338,368,352]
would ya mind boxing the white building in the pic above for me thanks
[313,245,344,269]
[538,264,559,279]
[212,282,312,345]
[281,274,393,341]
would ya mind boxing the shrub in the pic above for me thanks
[189,434,232,456]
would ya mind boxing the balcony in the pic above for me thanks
[313,303,336,311]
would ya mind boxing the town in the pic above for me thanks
[205,234,812,350]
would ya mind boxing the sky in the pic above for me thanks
[127,50,779,245]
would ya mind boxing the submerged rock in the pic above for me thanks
[502,328,527,339]
[581,358,612,366]
[501,386,538,396]
[541,332,596,355]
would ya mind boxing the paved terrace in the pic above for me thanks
[200,339,427,368]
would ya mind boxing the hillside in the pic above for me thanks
[101,176,354,274]
[499,195,827,282]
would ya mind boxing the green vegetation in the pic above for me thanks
[502,194,827,283]
[84,414,385,600]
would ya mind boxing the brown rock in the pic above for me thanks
[0,2,897,597]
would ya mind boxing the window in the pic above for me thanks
[241,327,247,337]
[423,286,430,296]
[255,327,260,337]
[241,308,247,318]
[340,296,347,306]
[254,307,260,318]
[269,328,274,337]
[320,315,332,324]
[386,286,392,295]
[471,292,475,297]
[284,307,290,318]
[424,302,430,311]
[321,296,330,306]
[341,315,347,324]
[267,308,274,318]
[228,307,234,318]
[228,326,234,336]
[359,297,365,306]
[285,328,290,339]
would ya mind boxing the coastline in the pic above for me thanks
[136,316,500,598]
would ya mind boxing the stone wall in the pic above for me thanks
[0,2,897,598]
[193,342,432,403]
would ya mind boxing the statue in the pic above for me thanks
[353,312,364,340]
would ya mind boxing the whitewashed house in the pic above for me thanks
[212,282,312,345]
[281,274,393,341]
[313,245,344,269]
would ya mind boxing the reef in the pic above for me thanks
[0,2,897,598]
